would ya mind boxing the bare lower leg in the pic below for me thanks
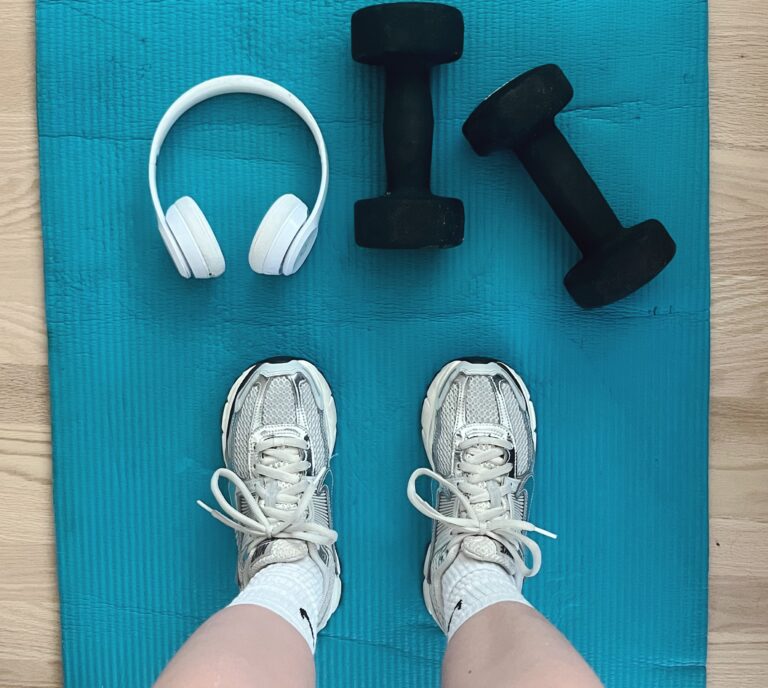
[443,602,603,688]
[154,605,315,688]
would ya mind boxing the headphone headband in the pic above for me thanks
[148,75,329,237]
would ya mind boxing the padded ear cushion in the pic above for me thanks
[249,194,309,275]
[281,221,318,275]
[165,196,225,278]
[157,219,193,278]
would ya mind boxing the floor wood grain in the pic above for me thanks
[0,0,766,685]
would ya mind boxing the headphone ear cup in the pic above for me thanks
[249,194,309,275]
[165,196,225,278]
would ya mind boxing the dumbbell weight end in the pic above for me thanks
[565,219,676,308]
[355,195,464,248]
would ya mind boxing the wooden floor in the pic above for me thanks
[1,1,766,686]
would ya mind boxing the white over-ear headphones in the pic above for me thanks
[148,75,329,278]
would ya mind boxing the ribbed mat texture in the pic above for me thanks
[36,1,709,686]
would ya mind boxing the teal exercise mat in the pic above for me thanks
[36,1,709,685]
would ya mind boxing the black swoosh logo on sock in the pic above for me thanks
[299,607,315,643]
[447,599,463,632]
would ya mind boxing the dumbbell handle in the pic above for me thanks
[515,125,621,254]
[384,65,433,194]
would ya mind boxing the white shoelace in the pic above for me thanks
[407,436,556,578]
[197,436,337,546]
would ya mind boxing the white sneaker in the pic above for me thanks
[407,358,555,633]
[198,358,341,634]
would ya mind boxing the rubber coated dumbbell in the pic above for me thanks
[352,2,465,248]
[463,64,676,308]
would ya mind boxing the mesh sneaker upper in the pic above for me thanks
[431,365,535,482]
[430,364,536,549]
[417,361,543,631]
[222,362,335,586]
[227,372,330,481]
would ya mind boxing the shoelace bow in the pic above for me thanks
[407,436,556,578]
[197,435,337,546]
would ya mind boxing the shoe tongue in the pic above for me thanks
[252,425,306,452]
[460,536,515,575]
[463,423,510,441]
[251,538,308,574]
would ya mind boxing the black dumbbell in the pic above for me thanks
[352,2,464,249]
[463,64,676,308]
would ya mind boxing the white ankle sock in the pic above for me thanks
[230,556,323,653]
[442,552,530,640]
